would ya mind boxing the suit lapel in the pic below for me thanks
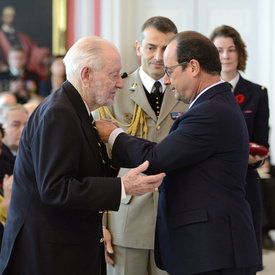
[234,76,251,109]
[128,69,184,123]
[62,81,103,166]
[127,69,156,120]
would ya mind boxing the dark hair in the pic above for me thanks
[139,16,178,42]
[169,31,221,75]
[209,25,247,72]
[0,123,4,138]
[9,45,25,54]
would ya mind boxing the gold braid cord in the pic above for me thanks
[97,105,148,139]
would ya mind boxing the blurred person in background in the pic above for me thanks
[0,104,28,196]
[0,46,40,104]
[0,6,50,79]
[38,55,66,98]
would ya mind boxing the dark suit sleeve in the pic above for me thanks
[250,87,269,148]
[113,95,248,177]
[26,105,121,211]
[113,106,220,174]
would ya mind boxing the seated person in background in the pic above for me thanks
[0,46,40,104]
[38,55,66,98]
[0,104,28,195]
[0,123,13,251]
[0,92,17,105]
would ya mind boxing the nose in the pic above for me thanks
[163,73,171,86]
[221,50,228,59]
[117,76,124,89]
[155,48,163,62]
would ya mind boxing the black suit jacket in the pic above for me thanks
[0,81,121,275]
[112,82,260,274]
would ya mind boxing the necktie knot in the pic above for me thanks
[153,81,161,96]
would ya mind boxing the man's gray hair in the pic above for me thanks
[0,104,28,124]
[63,36,112,78]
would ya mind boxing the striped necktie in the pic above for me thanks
[90,114,108,176]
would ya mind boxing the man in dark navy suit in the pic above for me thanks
[0,36,165,275]
[97,31,260,275]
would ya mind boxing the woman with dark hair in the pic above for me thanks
[210,25,270,271]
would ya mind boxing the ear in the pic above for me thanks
[190,59,200,76]
[80,66,91,87]
[135,40,141,57]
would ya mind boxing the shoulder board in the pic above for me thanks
[261,85,265,90]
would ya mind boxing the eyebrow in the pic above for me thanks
[145,43,156,47]
[217,45,236,49]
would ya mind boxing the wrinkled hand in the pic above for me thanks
[122,160,165,196]
[95,119,118,143]
[248,152,269,165]
[103,227,114,266]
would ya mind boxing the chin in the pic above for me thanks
[106,98,115,106]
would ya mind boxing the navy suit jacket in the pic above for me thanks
[112,82,260,275]
[0,81,121,275]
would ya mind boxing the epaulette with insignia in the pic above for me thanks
[261,85,265,90]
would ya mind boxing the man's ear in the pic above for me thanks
[135,40,142,57]
[80,66,91,87]
[190,59,200,75]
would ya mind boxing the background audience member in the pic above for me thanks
[38,55,66,98]
[94,16,188,275]
[0,124,13,252]
[210,25,269,271]
[0,92,17,105]
[0,6,50,79]
[0,46,40,104]
[0,104,28,195]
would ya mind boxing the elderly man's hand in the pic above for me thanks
[95,119,118,143]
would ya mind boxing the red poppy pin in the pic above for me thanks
[235,94,245,104]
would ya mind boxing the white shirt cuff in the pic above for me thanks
[109,128,124,147]
[121,179,126,200]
